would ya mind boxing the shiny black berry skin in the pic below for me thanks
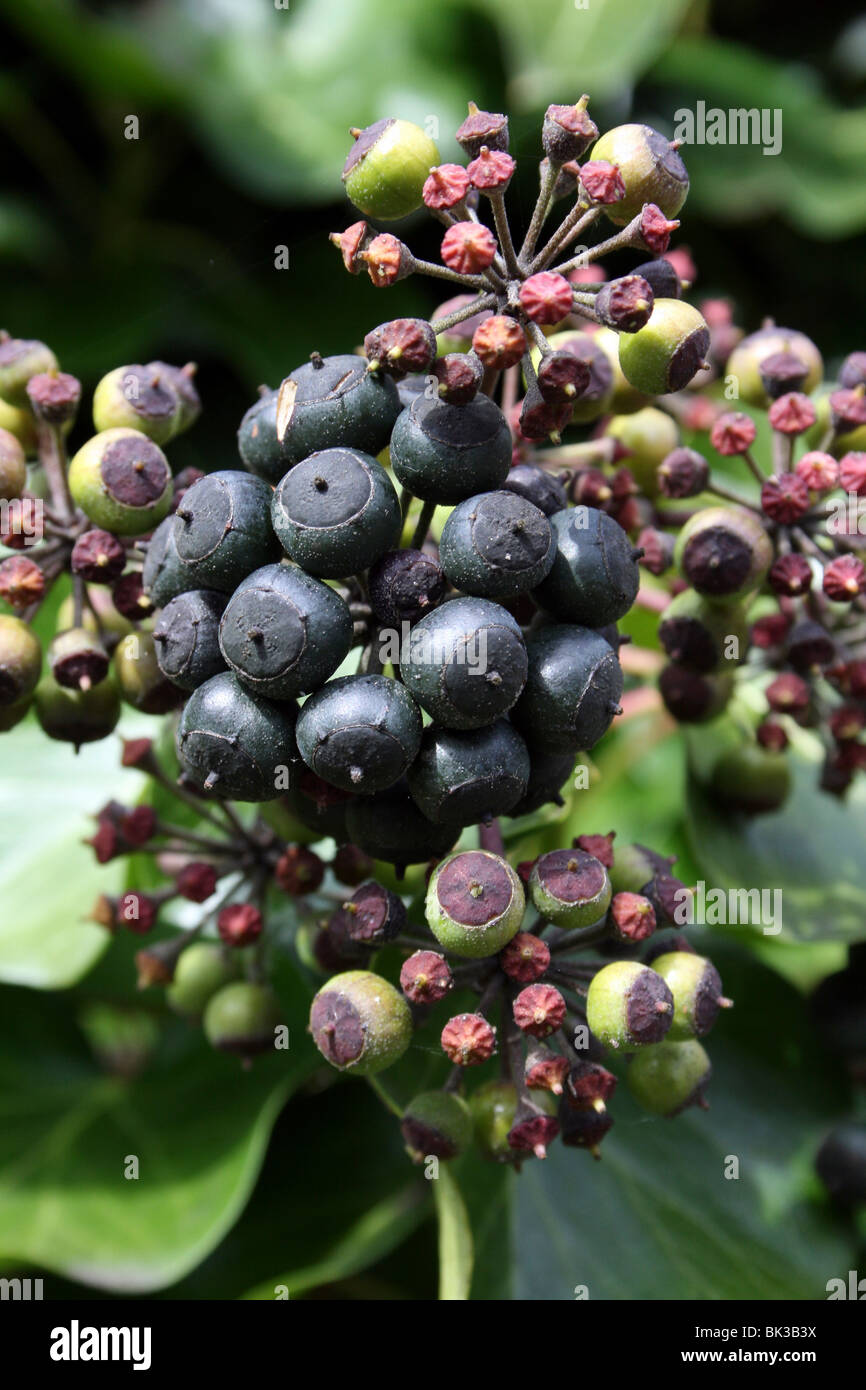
[368,548,446,627]
[502,464,568,517]
[153,590,228,691]
[507,746,575,817]
[142,516,199,607]
[631,258,682,299]
[390,392,512,504]
[512,624,623,751]
[440,491,556,600]
[396,373,431,409]
[237,390,295,484]
[271,353,401,468]
[407,720,530,825]
[219,562,352,700]
[281,773,355,841]
[295,674,422,795]
[345,778,460,867]
[271,447,401,578]
[533,507,640,627]
[173,470,281,592]
[176,671,299,802]
[400,596,528,730]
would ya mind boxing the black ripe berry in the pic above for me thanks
[237,389,296,484]
[501,463,568,517]
[218,562,352,700]
[439,491,556,600]
[407,719,531,825]
[141,516,198,608]
[658,664,733,723]
[512,624,623,752]
[400,596,528,730]
[330,880,407,947]
[271,447,400,578]
[173,470,281,592]
[533,507,640,627]
[631,258,683,300]
[509,746,576,817]
[176,670,299,802]
[368,548,446,627]
[295,673,422,794]
[344,777,459,868]
[389,391,512,503]
[278,769,355,842]
[271,352,400,468]
[153,590,228,692]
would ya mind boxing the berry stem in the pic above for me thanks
[741,449,767,486]
[398,486,415,524]
[532,205,601,274]
[366,1074,404,1119]
[409,256,488,290]
[519,159,560,266]
[488,189,520,277]
[429,293,497,335]
[478,818,505,855]
[548,919,611,955]
[410,499,437,550]
[706,479,762,512]
[36,422,76,526]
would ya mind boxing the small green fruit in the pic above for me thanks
[426,849,524,958]
[470,1080,519,1163]
[709,742,791,815]
[0,398,37,455]
[34,670,120,747]
[167,942,240,1018]
[0,335,58,406]
[605,406,679,497]
[626,1038,712,1116]
[675,505,772,602]
[342,118,440,220]
[651,951,730,1040]
[618,300,710,396]
[401,1090,473,1161]
[114,632,181,714]
[594,326,650,414]
[529,849,611,928]
[92,364,182,444]
[0,427,27,500]
[57,586,135,640]
[590,123,689,226]
[203,981,283,1058]
[658,589,749,673]
[68,428,173,536]
[309,969,412,1075]
[726,325,822,408]
[609,842,674,895]
[0,614,42,706]
[586,959,673,1050]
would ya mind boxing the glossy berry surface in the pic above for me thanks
[173,470,281,591]
[439,491,556,599]
[390,392,512,503]
[407,719,530,825]
[271,447,400,578]
[68,428,173,536]
[176,670,298,802]
[399,596,527,730]
[296,673,422,794]
[153,589,228,692]
[533,507,640,627]
[268,353,400,468]
[511,624,623,752]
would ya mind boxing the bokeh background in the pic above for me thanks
[1,0,865,1301]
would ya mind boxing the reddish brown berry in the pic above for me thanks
[830,388,866,431]
[440,222,497,274]
[572,467,614,510]
[499,932,551,983]
[710,411,756,456]
[768,392,816,435]
[637,527,675,576]
[795,451,839,493]
[525,1045,570,1095]
[456,106,509,159]
[824,555,866,602]
[26,370,81,427]
[766,672,810,715]
[536,350,590,404]
[573,832,616,869]
[829,704,865,742]
[507,1107,559,1159]
[87,820,122,864]
[756,719,789,752]
[658,447,709,499]
[275,845,325,896]
[513,983,567,1039]
[423,164,471,210]
[519,272,573,327]
[761,473,810,524]
[638,204,679,255]
[542,99,598,163]
[362,234,413,286]
[839,452,866,496]
[332,881,406,947]
[751,613,790,649]
[432,351,483,405]
[787,620,835,671]
[467,146,515,192]
[112,571,154,620]
[769,553,812,596]
[0,555,44,608]
[518,386,572,441]
[176,861,218,902]
[329,220,372,274]
[121,736,154,768]
[472,315,526,369]
[594,275,654,333]
[117,891,158,935]
[758,351,809,399]
[610,891,656,942]
[71,529,127,584]
[400,949,453,1004]
[441,1012,496,1065]
[218,903,263,947]
[559,1104,613,1155]
[332,843,374,887]
[122,805,157,846]
[578,160,625,204]
[565,1059,618,1111]
[365,318,437,377]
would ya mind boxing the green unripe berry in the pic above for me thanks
[167,942,240,1019]
[675,505,772,602]
[57,586,134,640]
[529,848,611,928]
[426,849,524,958]
[727,325,822,408]
[114,632,181,714]
[511,624,623,752]
[48,626,109,691]
[533,506,640,627]
[0,427,27,500]
[68,428,173,536]
[709,742,791,815]
[344,778,458,868]
[309,969,412,1075]
[0,398,38,455]
[342,118,440,220]
[203,982,283,1058]
[218,562,353,700]
[271,447,401,578]
[141,516,198,608]
[658,589,749,673]
[594,326,651,414]
[605,406,679,497]
[390,392,512,504]
[0,614,42,706]
[540,331,614,423]
[439,490,556,600]
[153,589,228,691]
[92,365,182,444]
[173,470,281,592]
[34,670,120,747]
[618,300,710,396]
[409,721,530,826]
[609,842,674,895]
[401,1090,473,1162]
[0,335,58,406]
[149,360,201,434]
[651,951,730,1040]
[296,673,422,795]
[586,960,674,1050]
[471,1080,518,1163]
[590,123,689,226]
[626,1038,712,1116]
[176,670,299,802]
